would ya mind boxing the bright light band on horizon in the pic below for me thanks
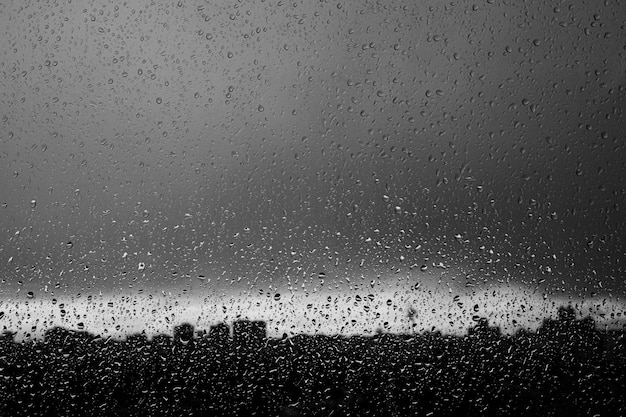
[2,282,624,342]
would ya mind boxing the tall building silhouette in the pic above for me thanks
[209,322,230,344]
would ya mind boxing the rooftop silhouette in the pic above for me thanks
[0,307,623,416]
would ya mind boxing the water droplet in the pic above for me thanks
[257,104,264,112]
[420,264,428,272]
[30,200,36,208]
[156,97,162,104]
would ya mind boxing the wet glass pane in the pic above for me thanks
[1,1,625,415]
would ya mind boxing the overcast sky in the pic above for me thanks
[1,1,625,337]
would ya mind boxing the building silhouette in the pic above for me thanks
[232,320,266,346]
[0,330,16,345]
[209,322,230,344]
[173,323,195,345]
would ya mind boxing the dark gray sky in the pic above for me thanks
[1,0,625,307]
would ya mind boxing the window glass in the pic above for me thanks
[1,1,624,415]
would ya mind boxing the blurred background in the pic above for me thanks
[1,0,625,339]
